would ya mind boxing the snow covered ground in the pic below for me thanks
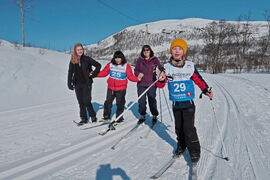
[0,41,270,179]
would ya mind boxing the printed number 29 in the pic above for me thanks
[174,83,186,92]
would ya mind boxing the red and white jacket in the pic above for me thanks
[97,62,140,91]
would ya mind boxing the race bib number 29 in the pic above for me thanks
[168,80,195,101]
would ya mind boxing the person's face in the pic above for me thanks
[75,46,84,57]
[143,48,150,58]
[172,46,184,60]
[115,58,122,65]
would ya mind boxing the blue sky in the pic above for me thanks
[0,0,269,51]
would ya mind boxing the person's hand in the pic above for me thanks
[138,73,144,80]
[206,90,213,100]
[158,71,166,81]
[155,68,161,76]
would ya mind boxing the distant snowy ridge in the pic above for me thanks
[85,18,269,63]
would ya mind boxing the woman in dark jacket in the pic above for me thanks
[134,45,164,124]
[67,43,101,125]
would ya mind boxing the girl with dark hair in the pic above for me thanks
[67,43,101,126]
[97,51,144,123]
[134,45,164,124]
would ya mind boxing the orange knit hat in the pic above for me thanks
[170,38,188,55]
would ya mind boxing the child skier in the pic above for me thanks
[97,51,144,123]
[156,38,213,170]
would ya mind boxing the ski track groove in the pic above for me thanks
[0,117,144,180]
[222,74,270,93]
[219,74,270,170]
[217,77,270,178]
[199,77,235,180]
[209,76,269,179]
[197,99,218,179]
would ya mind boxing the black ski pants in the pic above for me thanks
[103,89,126,120]
[137,86,159,116]
[173,105,200,162]
[75,84,96,121]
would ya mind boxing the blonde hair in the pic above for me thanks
[71,43,84,64]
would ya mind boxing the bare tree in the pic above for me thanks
[233,14,253,72]
[201,20,234,73]
[257,10,270,71]
[14,0,33,47]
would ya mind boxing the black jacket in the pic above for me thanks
[68,55,101,88]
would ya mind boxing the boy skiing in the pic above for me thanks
[156,38,213,178]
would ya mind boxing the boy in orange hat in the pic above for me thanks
[156,38,213,171]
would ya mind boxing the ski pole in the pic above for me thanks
[108,77,163,129]
[200,87,229,161]
[159,88,163,123]
[210,98,229,161]
[162,88,174,122]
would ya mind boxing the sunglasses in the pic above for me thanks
[143,49,150,52]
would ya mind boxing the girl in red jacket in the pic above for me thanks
[97,51,144,123]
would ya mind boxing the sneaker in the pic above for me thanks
[152,116,158,123]
[91,117,97,123]
[137,115,146,124]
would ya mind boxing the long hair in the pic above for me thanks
[111,51,127,65]
[71,43,84,64]
[140,45,154,58]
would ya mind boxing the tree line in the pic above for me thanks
[190,12,270,73]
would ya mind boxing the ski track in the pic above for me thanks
[200,74,270,180]
[1,73,270,179]
[0,115,143,179]
[222,74,270,93]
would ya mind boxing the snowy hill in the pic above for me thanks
[85,18,269,63]
[0,38,270,179]
[0,40,70,111]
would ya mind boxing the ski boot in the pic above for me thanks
[137,115,146,124]
[152,115,158,123]
[91,117,97,123]
[78,118,88,126]
[174,143,186,156]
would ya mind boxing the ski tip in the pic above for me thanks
[150,176,158,179]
